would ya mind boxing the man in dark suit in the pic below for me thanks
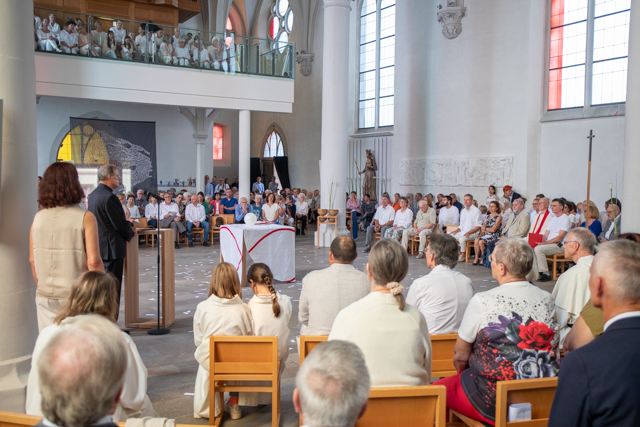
[89,165,135,317]
[502,185,521,203]
[36,315,125,427]
[548,239,640,427]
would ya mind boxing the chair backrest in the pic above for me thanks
[299,335,328,365]
[213,214,235,225]
[210,335,278,376]
[134,217,148,228]
[494,377,558,427]
[355,386,447,427]
[0,411,41,427]
[430,333,458,378]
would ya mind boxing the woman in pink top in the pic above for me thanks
[346,191,361,216]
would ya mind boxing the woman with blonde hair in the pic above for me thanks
[26,271,155,421]
[126,194,141,218]
[193,262,253,420]
[30,162,104,331]
[329,239,432,386]
[580,204,603,237]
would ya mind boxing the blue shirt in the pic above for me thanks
[252,182,265,193]
[204,183,215,198]
[221,197,238,214]
[580,219,603,237]
[235,204,254,222]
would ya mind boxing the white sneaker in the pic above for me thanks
[224,402,242,420]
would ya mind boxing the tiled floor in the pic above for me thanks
[119,228,556,426]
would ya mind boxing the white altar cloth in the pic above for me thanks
[220,223,296,283]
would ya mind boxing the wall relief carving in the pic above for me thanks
[400,157,513,187]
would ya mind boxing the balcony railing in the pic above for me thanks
[33,6,295,80]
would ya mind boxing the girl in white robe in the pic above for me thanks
[25,271,155,421]
[240,263,292,408]
[193,262,254,420]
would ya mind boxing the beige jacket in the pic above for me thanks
[502,211,531,238]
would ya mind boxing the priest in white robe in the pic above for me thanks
[550,228,597,345]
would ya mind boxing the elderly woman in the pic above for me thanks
[209,36,228,72]
[253,195,264,220]
[434,239,558,426]
[26,271,156,421]
[30,163,104,331]
[580,204,603,237]
[329,239,432,386]
[472,200,502,265]
[192,38,212,69]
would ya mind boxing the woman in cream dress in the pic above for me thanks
[193,262,254,420]
[26,271,155,421]
[261,192,280,222]
[329,238,432,386]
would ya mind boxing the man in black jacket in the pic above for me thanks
[548,239,640,426]
[88,165,135,317]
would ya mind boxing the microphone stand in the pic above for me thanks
[147,193,170,335]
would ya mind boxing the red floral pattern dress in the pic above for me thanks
[458,281,559,421]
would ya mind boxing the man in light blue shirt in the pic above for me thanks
[204,175,214,198]
[252,177,265,194]
[235,197,254,223]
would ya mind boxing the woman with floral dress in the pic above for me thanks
[472,200,502,265]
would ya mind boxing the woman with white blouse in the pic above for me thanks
[159,34,176,65]
[262,192,280,222]
[26,271,155,421]
[91,21,106,57]
[59,19,79,54]
[193,262,254,420]
[121,36,135,60]
[329,238,432,387]
[193,41,212,69]
[37,17,60,52]
[145,195,158,228]
[239,263,292,413]
[174,37,191,66]
[102,30,117,59]
[486,185,500,206]
[126,195,141,218]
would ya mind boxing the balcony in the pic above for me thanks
[34,6,295,112]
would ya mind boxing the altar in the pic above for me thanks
[220,223,296,285]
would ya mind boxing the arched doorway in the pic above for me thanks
[262,129,285,188]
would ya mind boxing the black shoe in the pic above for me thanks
[203,241,210,247]
[538,273,551,282]
[175,242,180,249]
[188,242,194,247]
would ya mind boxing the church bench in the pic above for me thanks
[546,254,572,280]
[449,377,558,427]
[0,411,206,427]
[431,333,458,379]
[299,335,328,365]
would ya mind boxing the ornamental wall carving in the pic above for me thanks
[400,157,514,187]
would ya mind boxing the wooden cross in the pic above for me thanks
[586,130,595,215]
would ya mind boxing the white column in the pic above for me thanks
[238,110,251,200]
[320,0,351,234]
[0,0,39,411]
[194,133,207,194]
[622,1,640,232]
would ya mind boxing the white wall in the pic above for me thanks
[249,2,324,191]
[540,116,626,206]
[36,97,240,186]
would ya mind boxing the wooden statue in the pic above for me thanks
[356,149,378,198]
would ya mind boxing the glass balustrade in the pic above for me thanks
[33,6,295,79]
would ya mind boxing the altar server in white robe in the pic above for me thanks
[26,271,155,421]
[551,228,596,346]
[239,263,292,412]
[193,262,254,420]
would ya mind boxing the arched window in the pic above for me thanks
[268,0,293,53]
[263,130,285,157]
[225,17,233,48]
[359,0,395,129]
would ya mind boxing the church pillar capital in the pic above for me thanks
[295,52,315,77]
[323,0,351,11]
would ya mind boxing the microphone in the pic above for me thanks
[144,190,160,200]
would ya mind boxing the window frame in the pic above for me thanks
[542,0,628,122]
[357,0,395,131]
[263,129,285,158]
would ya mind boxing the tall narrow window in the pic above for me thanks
[359,0,395,129]
[225,17,233,48]
[213,126,223,160]
[268,0,293,53]
[547,0,630,111]
[263,130,284,157]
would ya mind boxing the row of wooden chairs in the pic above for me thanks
[134,214,235,247]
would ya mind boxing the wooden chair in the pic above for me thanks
[191,228,205,245]
[356,386,447,427]
[465,241,475,263]
[449,377,558,427]
[410,235,421,255]
[299,335,328,365]
[0,411,41,427]
[209,336,280,427]
[134,217,149,228]
[209,214,234,244]
[546,254,572,280]
[431,333,458,378]
[372,232,382,244]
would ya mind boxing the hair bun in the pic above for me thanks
[386,282,404,296]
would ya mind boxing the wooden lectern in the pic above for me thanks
[124,228,175,328]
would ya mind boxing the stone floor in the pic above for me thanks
[118,226,556,426]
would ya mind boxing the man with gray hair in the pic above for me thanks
[88,164,135,317]
[401,200,436,258]
[37,315,127,427]
[294,340,370,427]
[500,198,530,239]
[407,234,473,334]
[549,240,640,427]
[234,196,254,223]
[551,227,597,345]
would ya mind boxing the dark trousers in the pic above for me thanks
[296,215,307,235]
[361,212,374,228]
[104,258,124,320]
